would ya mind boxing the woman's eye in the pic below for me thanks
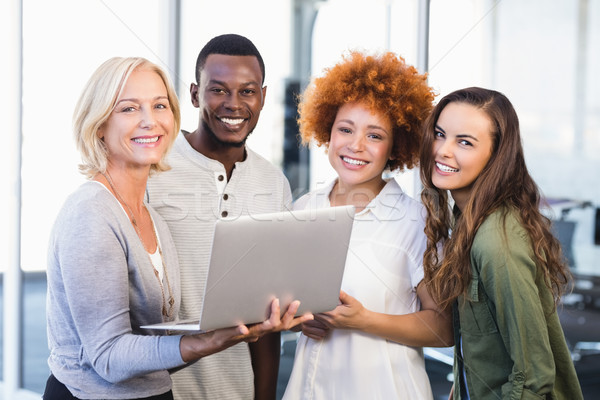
[434,130,444,138]
[459,139,472,146]
[122,106,136,112]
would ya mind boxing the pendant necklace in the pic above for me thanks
[101,171,175,318]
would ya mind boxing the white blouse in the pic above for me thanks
[283,178,433,400]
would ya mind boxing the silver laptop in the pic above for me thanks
[142,205,355,332]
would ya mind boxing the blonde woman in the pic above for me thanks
[44,57,307,400]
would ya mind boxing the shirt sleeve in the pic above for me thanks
[282,174,293,211]
[471,215,556,396]
[52,197,184,383]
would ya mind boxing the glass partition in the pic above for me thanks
[429,0,600,275]
[16,0,168,394]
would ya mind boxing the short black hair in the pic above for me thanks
[195,34,265,85]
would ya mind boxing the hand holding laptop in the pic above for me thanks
[179,298,313,362]
[242,299,311,341]
[143,206,354,332]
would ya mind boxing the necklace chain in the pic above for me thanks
[102,171,175,318]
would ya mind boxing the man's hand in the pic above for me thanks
[180,298,313,361]
[300,318,331,340]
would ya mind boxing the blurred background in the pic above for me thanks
[1,0,599,399]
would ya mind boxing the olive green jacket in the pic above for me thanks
[453,209,582,400]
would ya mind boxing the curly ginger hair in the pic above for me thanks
[298,50,435,171]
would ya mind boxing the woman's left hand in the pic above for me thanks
[317,290,367,331]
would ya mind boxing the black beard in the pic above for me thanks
[203,120,251,148]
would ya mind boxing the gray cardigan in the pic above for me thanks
[46,181,185,399]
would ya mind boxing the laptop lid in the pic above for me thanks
[142,205,354,332]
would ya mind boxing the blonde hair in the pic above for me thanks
[73,57,181,178]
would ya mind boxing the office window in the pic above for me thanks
[308,0,422,195]
[17,0,167,394]
[429,0,600,274]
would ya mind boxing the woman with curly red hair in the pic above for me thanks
[282,51,453,399]
[420,87,582,399]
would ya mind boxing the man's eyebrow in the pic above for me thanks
[208,79,261,86]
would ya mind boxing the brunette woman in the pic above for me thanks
[420,87,583,399]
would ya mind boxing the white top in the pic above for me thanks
[283,178,433,400]
[146,132,292,400]
[95,181,165,280]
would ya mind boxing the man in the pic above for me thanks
[147,34,293,399]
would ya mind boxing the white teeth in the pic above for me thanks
[342,156,367,166]
[133,137,159,144]
[436,162,458,172]
[221,117,244,126]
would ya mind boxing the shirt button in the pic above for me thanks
[223,194,229,201]
[221,211,228,218]
[218,175,224,181]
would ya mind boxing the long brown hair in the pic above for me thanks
[420,87,571,310]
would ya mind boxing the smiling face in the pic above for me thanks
[192,54,266,148]
[328,102,394,197]
[431,102,494,210]
[99,67,174,172]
